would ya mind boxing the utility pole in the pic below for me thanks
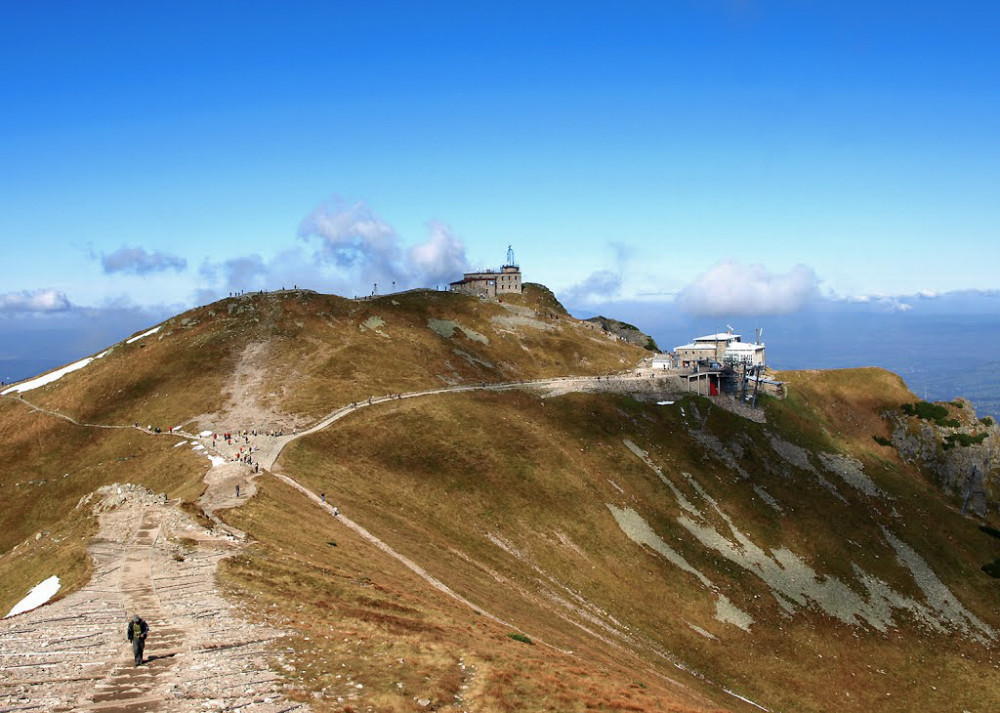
[751,364,762,409]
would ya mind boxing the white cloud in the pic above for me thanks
[101,247,187,275]
[559,242,636,306]
[561,270,623,306]
[408,220,470,286]
[296,197,471,291]
[0,288,72,315]
[828,292,920,313]
[677,260,820,317]
[298,197,403,283]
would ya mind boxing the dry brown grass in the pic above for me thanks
[771,367,914,454]
[216,474,726,712]
[6,291,1000,712]
[0,398,208,614]
[267,384,1000,713]
[13,286,645,432]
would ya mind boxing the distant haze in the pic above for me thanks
[3,293,998,420]
[570,293,1000,420]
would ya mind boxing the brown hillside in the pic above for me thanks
[2,293,999,712]
[14,286,644,431]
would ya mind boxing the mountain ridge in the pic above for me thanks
[1,286,998,712]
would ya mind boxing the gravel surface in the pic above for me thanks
[0,484,310,713]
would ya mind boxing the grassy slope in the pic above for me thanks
[266,372,1000,713]
[19,286,643,430]
[0,285,645,637]
[0,398,207,612]
[217,475,724,713]
[4,288,999,711]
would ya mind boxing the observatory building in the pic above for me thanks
[450,246,522,298]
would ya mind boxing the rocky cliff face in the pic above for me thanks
[888,398,1000,516]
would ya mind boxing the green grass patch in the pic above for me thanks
[943,432,989,449]
[507,632,533,644]
[901,401,950,420]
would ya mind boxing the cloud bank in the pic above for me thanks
[560,243,634,306]
[562,270,623,306]
[0,288,72,315]
[677,260,820,317]
[102,247,187,275]
[408,220,470,286]
[297,198,470,290]
[298,199,401,279]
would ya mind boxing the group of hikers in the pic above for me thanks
[210,429,278,472]
[216,428,284,443]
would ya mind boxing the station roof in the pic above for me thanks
[694,333,741,342]
[725,342,765,352]
[674,343,717,351]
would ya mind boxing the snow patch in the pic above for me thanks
[5,575,60,618]
[2,357,96,395]
[125,325,161,344]
[207,455,227,467]
[173,440,189,447]
[199,430,214,437]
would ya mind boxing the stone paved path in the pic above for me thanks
[0,489,309,713]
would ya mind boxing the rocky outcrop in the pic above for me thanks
[888,399,1000,516]
[584,316,659,351]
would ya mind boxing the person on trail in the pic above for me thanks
[236,484,240,497]
[126,614,149,666]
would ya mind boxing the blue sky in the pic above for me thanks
[1,1,999,368]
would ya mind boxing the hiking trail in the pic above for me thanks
[1,369,687,711]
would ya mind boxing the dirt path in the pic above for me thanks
[0,488,308,713]
[195,371,685,472]
[0,370,689,711]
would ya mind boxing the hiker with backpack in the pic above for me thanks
[126,614,149,666]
